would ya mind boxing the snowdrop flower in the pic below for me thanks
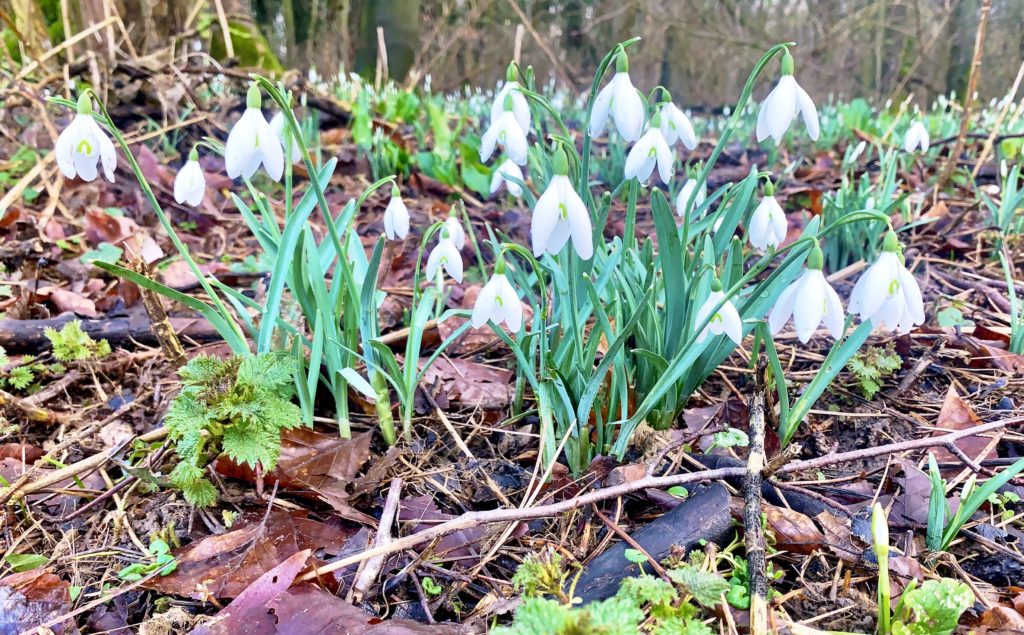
[768,241,845,343]
[756,51,819,145]
[426,229,463,283]
[471,256,522,332]
[658,100,697,150]
[849,230,925,334]
[490,158,524,197]
[531,148,593,260]
[695,279,743,346]
[589,51,645,142]
[747,181,787,250]
[173,148,206,206]
[903,121,930,153]
[225,85,284,181]
[675,177,707,218]
[443,215,466,250]
[624,114,674,185]
[56,93,116,182]
[490,63,531,134]
[383,184,409,240]
[481,94,529,166]
[270,111,302,164]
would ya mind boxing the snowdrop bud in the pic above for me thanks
[748,179,787,251]
[531,148,593,260]
[756,50,819,145]
[383,184,410,240]
[675,177,707,218]
[848,230,925,334]
[903,121,930,153]
[444,214,466,249]
[871,503,889,561]
[695,278,743,346]
[225,84,284,181]
[471,254,522,332]
[589,50,644,142]
[490,158,524,198]
[173,148,206,206]
[55,92,117,182]
[768,240,845,343]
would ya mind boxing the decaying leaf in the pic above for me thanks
[0,568,74,634]
[930,385,991,465]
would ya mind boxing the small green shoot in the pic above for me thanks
[847,344,902,399]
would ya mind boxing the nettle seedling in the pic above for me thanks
[164,353,301,506]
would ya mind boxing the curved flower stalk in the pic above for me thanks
[490,158,525,197]
[589,50,645,143]
[173,148,206,206]
[903,121,930,153]
[747,179,787,250]
[481,94,529,166]
[849,230,925,334]
[658,99,697,150]
[56,93,117,182]
[675,176,707,218]
[756,50,819,145]
[695,279,743,345]
[425,228,464,283]
[490,63,531,134]
[531,148,593,260]
[624,113,674,185]
[768,241,844,343]
[471,255,522,332]
[383,184,410,240]
[225,85,284,181]
[270,111,303,163]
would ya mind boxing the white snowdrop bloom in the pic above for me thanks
[624,118,674,185]
[695,285,743,346]
[768,243,845,343]
[490,158,524,198]
[849,231,925,334]
[55,93,117,182]
[756,51,819,145]
[675,178,707,217]
[443,216,466,250]
[531,150,593,260]
[340,368,376,401]
[225,85,284,181]
[490,65,531,134]
[480,96,529,166]
[903,121,930,153]
[269,111,302,164]
[383,184,410,240]
[426,234,463,283]
[589,53,645,142]
[658,101,697,150]
[173,149,206,206]
[471,264,522,332]
[747,191,787,250]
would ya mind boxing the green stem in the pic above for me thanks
[624,178,639,248]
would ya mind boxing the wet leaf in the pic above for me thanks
[0,568,73,634]
[762,504,824,554]
[144,510,355,599]
[419,357,513,409]
[40,286,99,318]
[930,385,991,465]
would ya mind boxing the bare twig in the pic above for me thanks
[744,358,769,635]
[350,477,403,604]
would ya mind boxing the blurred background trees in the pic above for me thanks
[4,0,1023,105]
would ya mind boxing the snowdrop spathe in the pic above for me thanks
[849,230,925,334]
[270,111,302,164]
[756,51,819,145]
[383,184,410,240]
[490,159,524,197]
[904,121,930,153]
[225,85,284,181]
[695,280,743,346]
[490,64,531,134]
[531,149,593,260]
[481,94,529,166]
[425,230,463,283]
[589,51,645,143]
[747,181,787,250]
[173,148,206,206]
[675,177,707,218]
[471,257,522,332]
[768,242,845,343]
[658,100,697,150]
[55,93,117,183]
[624,114,674,185]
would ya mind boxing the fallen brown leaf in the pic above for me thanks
[419,357,513,409]
[930,385,991,466]
[0,568,73,634]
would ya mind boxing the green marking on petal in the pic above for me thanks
[888,278,900,297]
[647,146,657,158]
[559,202,568,219]
[711,312,723,324]
[495,296,504,307]
[75,139,94,156]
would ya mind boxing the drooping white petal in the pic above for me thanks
[611,73,644,142]
[897,265,925,327]
[174,160,206,206]
[530,176,563,257]
[588,81,615,138]
[84,117,118,182]
[849,252,895,319]
[675,179,706,217]
[491,82,531,134]
[793,271,826,343]
[624,133,656,183]
[254,115,284,181]
[55,116,79,178]
[768,277,800,335]
[795,82,819,141]
[340,368,376,401]
[480,118,499,162]
[471,275,501,328]
[654,132,675,184]
[496,274,523,332]
[904,122,930,153]
[821,279,846,339]
[225,109,263,179]
[748,196,786,250]
[490,159,524,197]
[383,195,409,240]
[444,216,467,249]
[499,113,529,166]
[660,103,697,150]
[427,238,463,283]
[270,111,303,163]
[564,181,594,260]
[765,76,798,144]
[717,300,744,345]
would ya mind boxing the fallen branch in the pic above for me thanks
[299,414,1024,582]
[0,313,221,353]
[744,358,769,635]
